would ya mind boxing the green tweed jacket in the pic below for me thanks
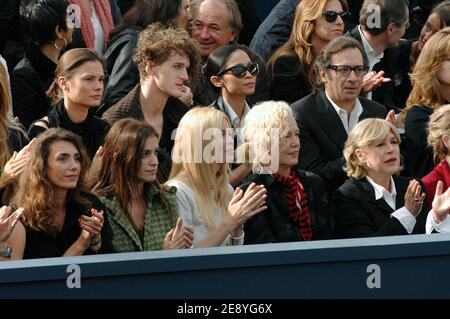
[100,184,179,252]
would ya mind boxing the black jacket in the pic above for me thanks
[100,26,141,114]
[291,90,387,193]
[333,176,428,238]
[241,169,334,244]
[11,44,56,129]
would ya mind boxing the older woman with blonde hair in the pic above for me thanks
[402,27,450,178]
[333,118,428,238]
[240,101,333,244]
[422,104,450,206]
[267,0,350,103]
[166,107,266,247]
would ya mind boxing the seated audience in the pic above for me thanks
[333,118,428,238]
[241,101,334,244]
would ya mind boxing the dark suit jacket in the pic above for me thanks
[241,169,334,244]
[291,90,387,193]
[333,176,429,238]
[347,26,401,112]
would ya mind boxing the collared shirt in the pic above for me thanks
[91,7,104,55]
[222,98,250,145]
[366,176,417,233]
[325,91,363,134]
[358,25,384,100]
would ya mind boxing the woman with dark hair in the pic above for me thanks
[92,118,193,252]
[102,0,190,110]
[11,0,73,129]
[28,48,110,160]
[12,128,113,259]
[67,0,122,54]
[203,44,259,185]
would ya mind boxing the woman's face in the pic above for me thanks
[137,136,159,183]
[278,115,300,171]
[217,49,256,98]
[312,0,345,45]
[418,13,444,51]
[62,61,104,108]
[358,131,400,179]
[437,53,450,89]
[47,140,81,191]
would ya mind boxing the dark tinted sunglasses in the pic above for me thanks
[322,10,351,23]
[217,62,259,78]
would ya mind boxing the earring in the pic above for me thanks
[54,37,68,51]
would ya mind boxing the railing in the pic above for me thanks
[1,233,450,298]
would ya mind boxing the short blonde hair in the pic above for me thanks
[242,100,297,174]
[427,104,450,163]
[344,118,400,179]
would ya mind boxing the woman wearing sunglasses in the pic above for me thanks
[204,44,260,186]
[267,0,349,104]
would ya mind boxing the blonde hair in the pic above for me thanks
[402,27,450,121]
[267,0,348,86]
[344,118,400,179]
[169,107,231,231]
[427,104,450,163]
[242,101,296,174]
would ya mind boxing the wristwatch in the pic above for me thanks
[0,245,12,258]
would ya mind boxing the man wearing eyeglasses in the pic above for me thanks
[291,36,387,194]
[347,0,409,111]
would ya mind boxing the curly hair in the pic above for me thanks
[267,0,348,88]
[133,22,201,89]
[344,118,400,179]
[242,100,296,174]
[13,128,90,234]
[427,104,450,163]
[402,27,450,121]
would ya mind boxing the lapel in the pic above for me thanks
[315,91,348,148]
[103,196,144,250]
[357,178,395,216]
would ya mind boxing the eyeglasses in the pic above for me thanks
[326,64,369,77]
[322,11,351,23]
[217,62,259,78]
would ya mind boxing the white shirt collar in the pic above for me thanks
[358,25,384,69]
[365,176,397,210]
[325,91,363,134]
[222,98,250,129]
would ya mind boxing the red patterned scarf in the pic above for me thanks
[273,170,312,241]
[68,0,114,49]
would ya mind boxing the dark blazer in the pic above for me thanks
[347,26,401,112]
[241,169,334,244]
[333,176,429,238]
[10,44,55,129]
[291,90,387,193]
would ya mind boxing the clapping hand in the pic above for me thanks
[431,181,450,223]
[404,180,426,217]
[164,217,194,249]
[0,206,24,244]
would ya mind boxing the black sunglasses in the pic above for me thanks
[322,11,351,23]
[217,62,259,78]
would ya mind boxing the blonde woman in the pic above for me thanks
[267,0,349,103]
[422,104,450,206]
[166,107,267,247]
[240,101,333,244]
[333,118,428,238]
[402,27,450,178]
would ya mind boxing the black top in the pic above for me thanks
[7,125,29,153]
[403,105,435,178]
[28,100,110,159]
[269,55,312,104]
[393,39,414,109]
[241,169,334,244]
[23,192,114,259]
[333,176,428,238]
[10,44,56,129]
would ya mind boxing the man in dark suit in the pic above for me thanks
[347,0,409,111]
[291,36,387,194]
